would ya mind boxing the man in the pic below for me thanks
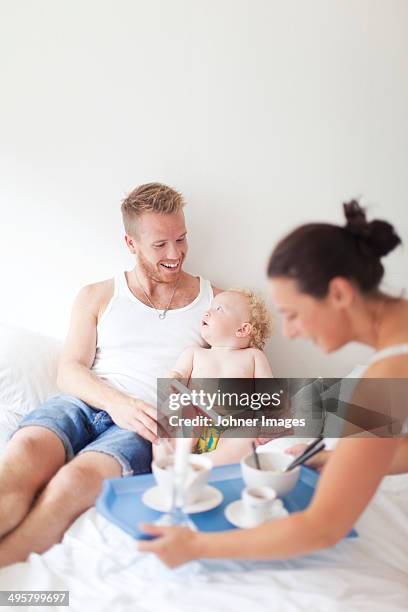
[0,183,220,567]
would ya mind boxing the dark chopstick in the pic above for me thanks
[285,436,322,468]
[285,442,326,472]
[301,436,323,456]
[252,441,261,470]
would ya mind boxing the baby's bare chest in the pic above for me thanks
[192,350,254,378]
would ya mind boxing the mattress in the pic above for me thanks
[0,440,407,612]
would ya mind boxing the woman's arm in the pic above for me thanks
[139,437,399,566]
[387,438,408,474]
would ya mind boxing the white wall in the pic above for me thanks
[1,0,407,376]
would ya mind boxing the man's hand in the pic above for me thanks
[108,398,161,443]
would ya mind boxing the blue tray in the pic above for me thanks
[96,464,358,539]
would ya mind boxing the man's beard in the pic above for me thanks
[137,251,183,284]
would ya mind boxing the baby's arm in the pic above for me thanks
[253,348,273,378]
[164,347,199,451]
[166,346,195,382]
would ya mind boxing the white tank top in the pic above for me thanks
[91,271,213,405]
[365,343,408,366]
[365,343,408,434]
[324,343,408,445]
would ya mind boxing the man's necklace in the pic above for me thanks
[133,270,180,319]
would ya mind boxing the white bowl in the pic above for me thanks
[241,451,300,497]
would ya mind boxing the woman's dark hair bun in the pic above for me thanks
[268,198,402,297]
[343,199,401,258]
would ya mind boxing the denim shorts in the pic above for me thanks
[11,395,152,477]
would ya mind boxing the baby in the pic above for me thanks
[162,289,274,464]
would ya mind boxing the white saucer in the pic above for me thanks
[142,485,223,514]
[224,499,288,529]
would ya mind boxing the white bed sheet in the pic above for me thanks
[0,471,407,612]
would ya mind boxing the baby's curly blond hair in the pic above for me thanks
[229,288,273,350]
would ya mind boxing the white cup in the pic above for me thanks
[241,451,300,497]
[242,486,277,525]
[152,454,212,504]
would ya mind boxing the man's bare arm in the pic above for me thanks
[56,282,159,442]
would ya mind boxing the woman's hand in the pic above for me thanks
[285,443,332,472]
[138,523,200,568]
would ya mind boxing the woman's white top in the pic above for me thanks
[91,271,213,405]
[365,343,408,434]
[325,343,408,444]
[365,343,408,367]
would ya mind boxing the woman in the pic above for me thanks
[139,200,408,567]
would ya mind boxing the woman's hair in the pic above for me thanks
[230,288,273,350]
[267,200,402,298]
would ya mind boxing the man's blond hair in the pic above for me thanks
[230,288,273,350]
[121,183,185,235]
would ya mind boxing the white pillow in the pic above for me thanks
[0,323,62,419]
